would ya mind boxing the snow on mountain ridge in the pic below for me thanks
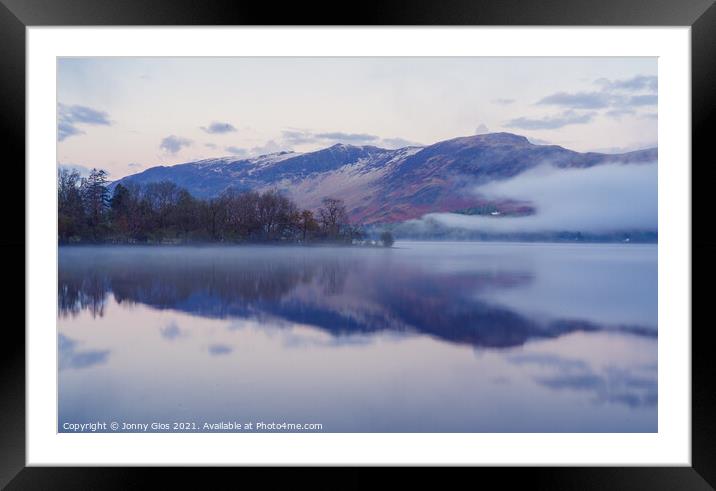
[114,133,656,224]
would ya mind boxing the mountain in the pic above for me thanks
[113,133,657,224]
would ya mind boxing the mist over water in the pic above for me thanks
[58,242,657,432]
[426,163,658,234]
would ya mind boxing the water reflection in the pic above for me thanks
[58,243,657,432]
[208,344,233,356]
[58,333,110,371]
[509,352,657,408]
[58,245,655,350]
[160,321,184,340]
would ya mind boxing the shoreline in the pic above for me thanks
[57,239,657,247]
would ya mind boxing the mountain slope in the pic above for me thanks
[114,133,657,224]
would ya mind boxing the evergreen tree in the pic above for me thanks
[81,168,110,241]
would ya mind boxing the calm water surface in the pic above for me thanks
[58,242,657,432]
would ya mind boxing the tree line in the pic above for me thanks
[57,167,380,245]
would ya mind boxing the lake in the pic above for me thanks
[58,242,657,432]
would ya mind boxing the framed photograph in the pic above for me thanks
[5,0,714,486]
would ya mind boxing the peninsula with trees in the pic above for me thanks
[58,168,394,246]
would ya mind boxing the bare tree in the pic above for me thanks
[298,210,319,242]
[58,168,85,242]
[256,190,295,240]
[318,197,349,241]
[58,170,369,246]
[144,181,182,232]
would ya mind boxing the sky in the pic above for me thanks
[57,57,657,180]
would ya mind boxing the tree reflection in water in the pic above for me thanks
[58,246,655,350]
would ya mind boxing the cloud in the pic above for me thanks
[58,162,92,177]
[533,77,657,123]
[505,110,596,130]
[224,146,248,156]
[58,103,111,141]
[226,133,420,157]
[60,104,111,125]
[160,135,192,154]
[221,140,289,158]
[492,98,515,105]
[250,140,284,155]
[282,129,316,145]
[526,137,551,145]
[588,143,657,154]
[537,91,613,109]
[595,75,657,92]
[314,132,379,144]
[281,129,380,146]
[200,121,237,134]
[627,94,658,106]
[381,137,423,149]
[279,128,422,151]
[204,143,218,149]
[58,121,84,141]
[125,163,143,174]
[475,124,490,135]
[605,108,636,120]
[424,162,657,233]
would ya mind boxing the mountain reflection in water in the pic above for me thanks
[58,245,655,349]
[58,242,657,432]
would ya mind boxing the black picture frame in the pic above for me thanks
[2,0,714,487]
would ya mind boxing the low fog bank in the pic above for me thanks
[412,162,657,237]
